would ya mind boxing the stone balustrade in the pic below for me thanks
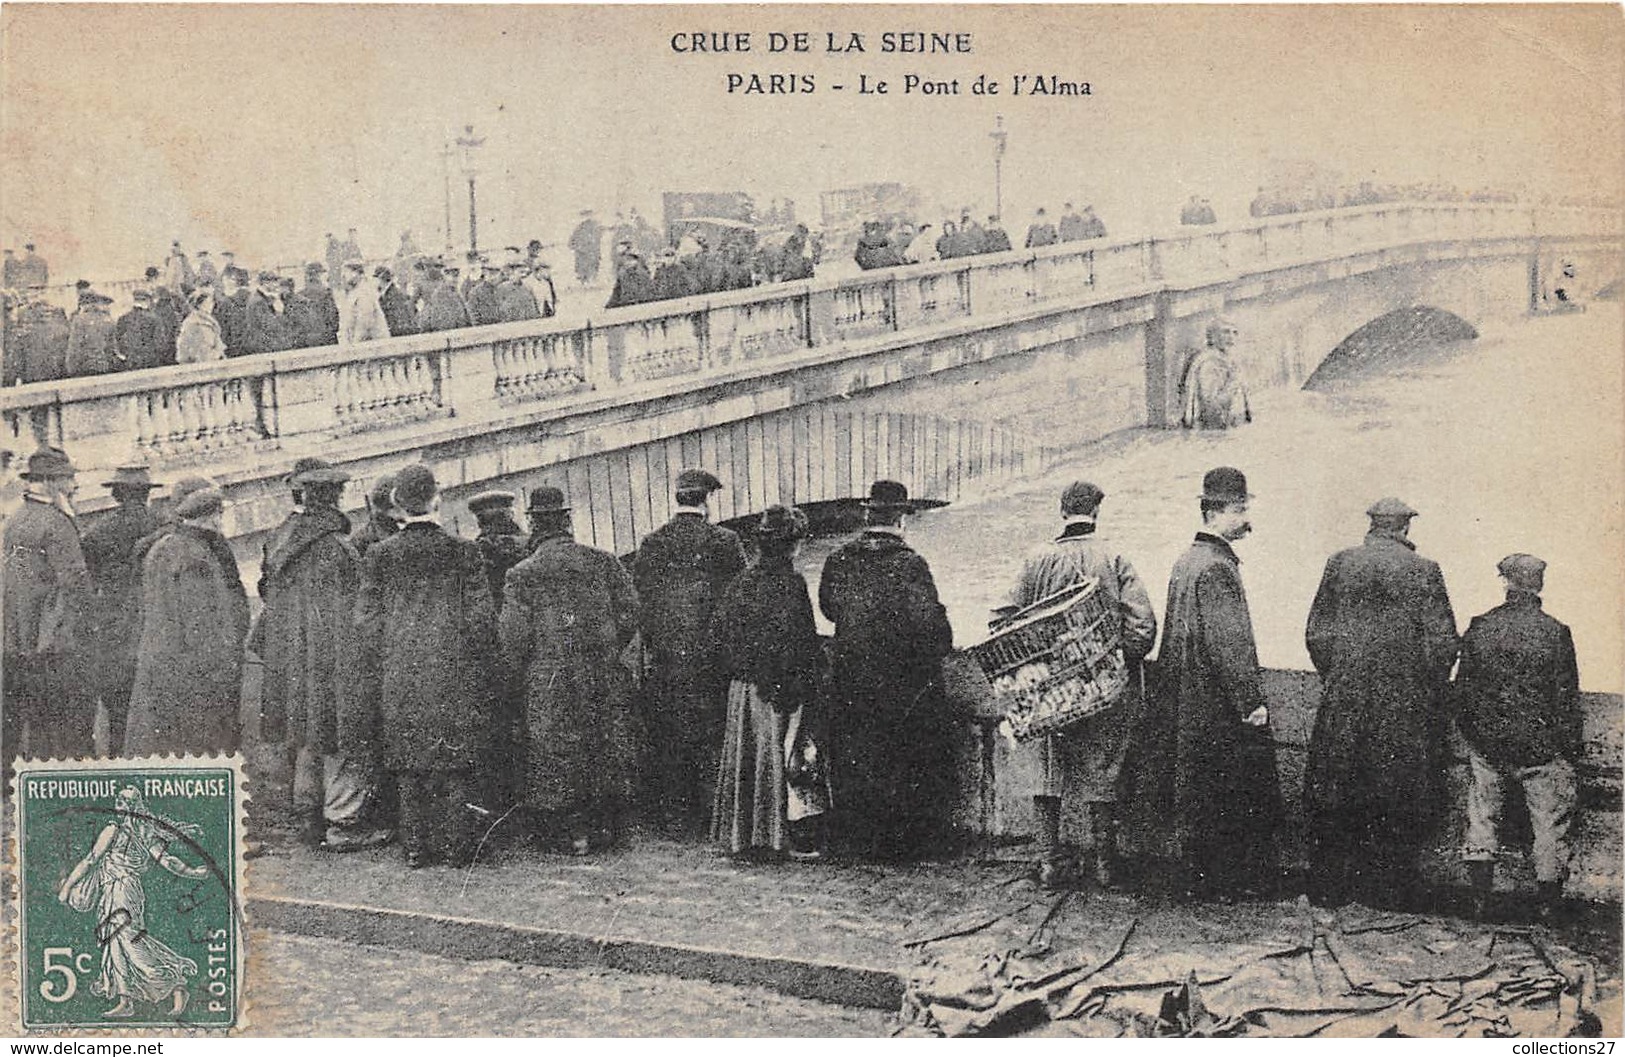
[2,202,1616,480]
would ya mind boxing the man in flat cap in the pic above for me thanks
[819,480,956,860]
[356,464,499,868]
[256,457,389,852]
[468,491,528,611]
[1179,318,1252,430]
[1129,467,1282,901]
[1453,554,1581,920]
[2,448,93,774]
[81,465,163,753]
[124,480,248,757]
[1002,480,1157,889]
[632,468,747,836]
[1304,496,1460,910]
[502,485,640,855]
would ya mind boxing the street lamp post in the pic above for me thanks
[456,125,486,253]
[990,114,1008,220]
[440,140,455,253]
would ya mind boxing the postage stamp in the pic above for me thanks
[9,756,247,1032]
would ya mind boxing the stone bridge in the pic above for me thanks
[2,202,1618,571]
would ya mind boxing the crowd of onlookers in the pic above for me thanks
[1248,180,1532,219]
[1,236,560,385]
[603,222,821,309]
[851,203,1113,272]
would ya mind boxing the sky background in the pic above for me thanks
[2,4,1621,280]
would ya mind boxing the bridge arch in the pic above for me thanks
[1304,306,1478,389]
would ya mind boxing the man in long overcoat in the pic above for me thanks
[350,474,400,558]
[819,480,956,860]
[116,290,166,371]
[632,469,747,836]
[501,486,640,855]
[355,465,498,868]
[297,263,341,347]
[14,294,69,384]
[415,264,472,333]
[255,458,388,851]
[1129,467,1282,900]
[375,267,418,338]
[1304,497,1459,910]
[65,291,120,376]
[468,490,529,813]
[239,272,296,355]
[123,483,248,756]
[1004,481,1157,889]
[81,465,162,753]
[3,448,93,773]
[568,211,603,285]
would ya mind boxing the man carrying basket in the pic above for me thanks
[1003,481,1157,890]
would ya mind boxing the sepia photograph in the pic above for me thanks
[2,2,1621,1039]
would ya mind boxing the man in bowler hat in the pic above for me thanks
[81,465,163,754]
[1003,480,1157,889]
[819,480,956,860]
[1305,497,1459,910]
[632,468,747,836]
[1453,554,1581,920]
[1129,467,1282,900]
[3,448,93,771]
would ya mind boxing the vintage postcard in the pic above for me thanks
[1,2,1621,1040]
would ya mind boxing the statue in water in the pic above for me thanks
[1180,318,1253,430]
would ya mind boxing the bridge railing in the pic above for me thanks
[3,202,1616,477]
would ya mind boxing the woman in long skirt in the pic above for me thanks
[710,505,823,858]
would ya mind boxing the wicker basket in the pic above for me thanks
[966,579,1129,741]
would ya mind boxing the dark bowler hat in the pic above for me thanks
[103,465,161,491]
[468,490,517,516]
[20,447,77,481]
[391,463,437,515]
[1366,496,1419,520]
[756,504,810,542]
[1497,553,1546,592]
[1061,480,1105,516]
[526,485,570,514]
[1200,467,1252,503]
[863,479,915,511]
[674,468,723,495]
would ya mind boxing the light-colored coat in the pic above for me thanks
[339,281,391,344]
[175,309,226,363]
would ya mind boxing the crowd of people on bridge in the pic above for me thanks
[0,237,564,385]
[852,203,1113,272]
[0,437,1585,920]
[603,222,820,310]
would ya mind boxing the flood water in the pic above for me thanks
[804,304,1625,692]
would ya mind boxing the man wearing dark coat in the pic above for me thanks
[255,458,389,851]
[1304,497,1461,910]
[415,266,472,333]
[123,482,248,756]
[468,489,530,815]
[3,448,93,773]
[501,486,640,855]
[469,490,528,611]
[116,290,167,371]
[495,266,541,323]
[239,272,296,355]
[213,270,248,354]
[1452,554,1582,919]
[356,465,498,868]
[1129,467,1282,900]
[819,480,956,860]
[350,474,399,558]
[13,294,69,384]
[296,263,342,347]
[632,469,747,836]
[375,267,418,338]
[1004,481,1157,890]
[983,216,1013,253]
[569,212,604,286]
[1025,209,1059,249]
[80,465,162,754]
[465,265,503,327]
[605,250,654,309]
[65,292,120,376]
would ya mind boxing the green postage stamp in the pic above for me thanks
[10,756,247,1031]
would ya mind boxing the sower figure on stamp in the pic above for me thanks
[1304,497,1459,911]
[255,458,391,852]
[57,786,208,1019]
[1004,481,1157,891]
[124,482,249,756]
[632,469,747,837]
[1453,554,1582,921]
[3,447,94,769]
[501,486,640,855]
[1127,468,1282,901]
[356,465,499,869]
[819,480,957,861]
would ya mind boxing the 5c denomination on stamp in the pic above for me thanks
[10,756,247,1031]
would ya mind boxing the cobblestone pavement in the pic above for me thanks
[245,931,893,1037]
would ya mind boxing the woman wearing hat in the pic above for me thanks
[123,482,249,756]
[709,505,825,860]
[176,288,226,363]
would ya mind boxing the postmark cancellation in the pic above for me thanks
[8,755,248,1032]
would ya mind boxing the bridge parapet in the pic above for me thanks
[3,202,1616,486]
